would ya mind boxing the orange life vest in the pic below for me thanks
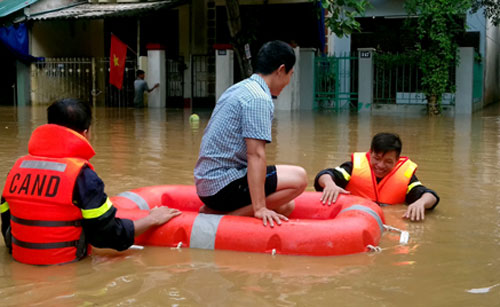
[346,152,417,205]
[2,124,96,265]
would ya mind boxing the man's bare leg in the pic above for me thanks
[228,165,307,217]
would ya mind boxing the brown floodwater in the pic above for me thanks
[0,105,499,306]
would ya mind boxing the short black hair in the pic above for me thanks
[47,98,92,133]
[136,69,145,77]
[254,40,296,75]
[370,133,402,157]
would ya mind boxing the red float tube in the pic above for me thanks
[111,185,385,256]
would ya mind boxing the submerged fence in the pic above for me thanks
[32,58,94,105]
[32,57,184,107]
[373,53,456,105]
[314,52,359,110]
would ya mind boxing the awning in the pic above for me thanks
[28,0,186,20]
[0,0,38,18]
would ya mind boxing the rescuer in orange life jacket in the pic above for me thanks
[0,98,181,265]
[314,132,439,221]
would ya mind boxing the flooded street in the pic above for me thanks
[0,105,499,306]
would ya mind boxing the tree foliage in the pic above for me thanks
[471,0,500,25]
[315,0,372,37]
[404,0,470,115]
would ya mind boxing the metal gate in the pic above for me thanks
[314,53,359,110]
[192,54,215,107]
[98,57,137,107]
[166,58,185,107]
[32,58,93,104]
[32,57,137,107]
[32,57,191,107]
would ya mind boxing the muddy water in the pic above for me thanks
[0,105,499,306]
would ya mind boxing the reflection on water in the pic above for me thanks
[1,105,500,305]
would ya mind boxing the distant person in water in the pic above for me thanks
[0,98,181,265]
[194,40,307,227]
[134,69,159,108]
[314,132,439,221]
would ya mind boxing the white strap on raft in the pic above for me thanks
[366,244,382,252]
[129,245,144,250]
[169,241,183,250]
[383,224,410,245]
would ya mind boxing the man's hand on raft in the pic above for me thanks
[254,207,288,227]
[148,206,182,225]
[320,183,350,205]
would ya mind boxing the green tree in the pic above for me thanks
[405,0,471,115]
[471,0,500,25]
[316,0,371,38]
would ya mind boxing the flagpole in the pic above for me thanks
[111,32,137,55]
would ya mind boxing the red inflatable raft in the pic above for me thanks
[111,185,385,256]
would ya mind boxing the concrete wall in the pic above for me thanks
[299,48,315,109]
[484,18,500,107]
[16,61,30,106]
[275,47,300,110]
[31,19,104,57]
[191,0,208,54]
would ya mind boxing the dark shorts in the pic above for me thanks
[199,165,278,212]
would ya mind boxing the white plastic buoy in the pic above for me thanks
[399,231,410,245]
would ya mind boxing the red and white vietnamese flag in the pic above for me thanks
[109,34,127,89]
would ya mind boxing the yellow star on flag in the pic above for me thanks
[113,54,120,66]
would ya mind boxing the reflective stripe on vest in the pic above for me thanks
[117,191,150,210]
[20,160,67,172]
[407,181,422,194]
[190,213,224,249]
[0,201,8,214]
[335,166,351,181]
[340,204,384,234]
[81,197,114,219]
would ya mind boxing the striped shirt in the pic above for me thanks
[194,74,274,197]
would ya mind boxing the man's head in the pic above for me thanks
[136,69,145,79]
[254,40,296,96]
[369,133,402,179]
[47,98,92,137]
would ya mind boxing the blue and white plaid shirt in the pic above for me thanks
[194,74,274,197]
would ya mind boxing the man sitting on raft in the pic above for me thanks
[314,132,439,221]
[194,40,307,227]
